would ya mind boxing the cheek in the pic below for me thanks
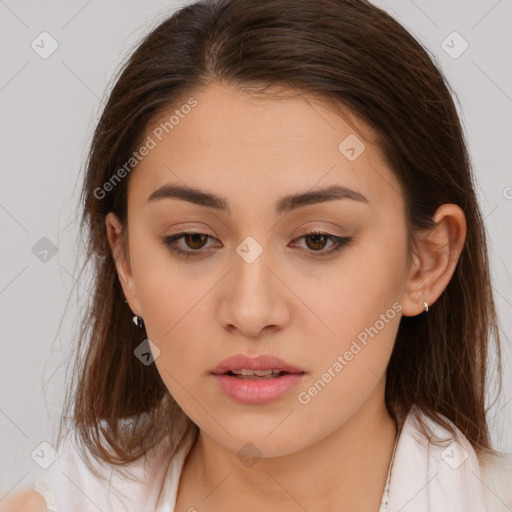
[288,229,407,400]
[137,273,208,364]
[143,286,210,412]
[291,229,407,343]
[127,230,208,366]
[292,280,401,435]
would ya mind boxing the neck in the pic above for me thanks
[180,387,398,512]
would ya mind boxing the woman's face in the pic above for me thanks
[107,82,419,457]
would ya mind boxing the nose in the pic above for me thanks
[218,244,290,338]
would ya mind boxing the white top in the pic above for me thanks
[31,407,512,512]
[33,432,196,512]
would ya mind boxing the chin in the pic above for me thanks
[207,426,311,460]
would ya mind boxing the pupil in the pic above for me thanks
[186,233,207,249]
[306,234,326,250]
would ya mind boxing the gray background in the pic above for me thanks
[1,0,511,496]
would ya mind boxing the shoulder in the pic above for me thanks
[29,435,114,511]
[401,406,512,509]
[476,448,512,511]
[0,489,47,512]
[22,433,173,512]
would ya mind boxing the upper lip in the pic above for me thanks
[211,354,305,375]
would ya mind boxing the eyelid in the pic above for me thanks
[295,225,345,237]
[290,227,352,255]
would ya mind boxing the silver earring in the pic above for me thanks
[132,315,145,329]
[423,300,429,312]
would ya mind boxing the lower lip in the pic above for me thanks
[212,373,305,405]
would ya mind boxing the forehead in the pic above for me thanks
[128,82,403,215]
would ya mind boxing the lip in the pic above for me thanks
[212,373,305,405]
[211,353,305,375]
[210,353,306,405]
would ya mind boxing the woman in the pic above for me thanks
[4,0,511,510]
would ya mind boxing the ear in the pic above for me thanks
[401,204,467,316]
[105,212,142,316]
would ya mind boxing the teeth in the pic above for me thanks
[253,370,275,376]
[231,369,281,376]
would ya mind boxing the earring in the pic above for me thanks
[132,315,145,329]
[423,300,429,313]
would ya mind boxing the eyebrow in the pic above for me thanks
[147,183,368,214]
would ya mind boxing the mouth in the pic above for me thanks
[211,353,305,376]
[210,354,306,404]
[212,370,306,405]
[222,369,304,380]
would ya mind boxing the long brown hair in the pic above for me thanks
[57,0,503,477]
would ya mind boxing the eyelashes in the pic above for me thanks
[162,232,213,258]
[288,229,352,258]
[160,229,353,259]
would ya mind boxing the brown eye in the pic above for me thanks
[183,233,208,250]
[292,230,353,258]
[161,231,218,258]
[304,233,329,251]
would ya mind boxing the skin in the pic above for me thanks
[0,490,47,512]
[103,82,466,512]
